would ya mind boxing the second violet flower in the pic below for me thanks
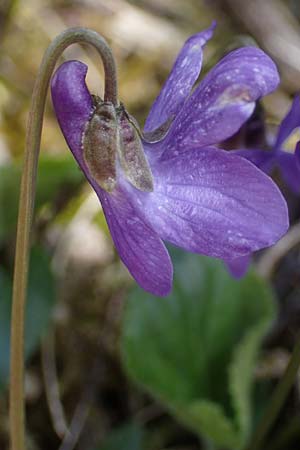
[51,23,288,296]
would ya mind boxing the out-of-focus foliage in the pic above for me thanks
[122,251,275,449]
[0,247,55,390]
[0,267,11,390]
[0,155,83,241]
[97,422,145,450]
[0,1,300,449]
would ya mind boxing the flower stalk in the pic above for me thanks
[10,27,118,450]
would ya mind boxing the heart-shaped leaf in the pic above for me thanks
[121,252,275,449]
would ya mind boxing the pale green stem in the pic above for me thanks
[10,27,118,450]
[246,333,300,450]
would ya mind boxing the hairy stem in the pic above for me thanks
[10,27,118,450]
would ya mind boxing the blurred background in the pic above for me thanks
[1,1,300,449]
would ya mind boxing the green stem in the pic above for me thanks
[246,334,300,450]
[10,27,118,450]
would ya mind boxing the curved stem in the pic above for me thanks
[245,333,300,450]
[10,27,118,450]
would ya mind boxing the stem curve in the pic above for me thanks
[10,27,118,450]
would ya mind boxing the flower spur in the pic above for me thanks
[51,23,288,296]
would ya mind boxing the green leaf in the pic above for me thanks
[0,247,56,390]
[185,401,240,449]
[121,253,275,449]
[229,324,271,443]
[97,422,144,450]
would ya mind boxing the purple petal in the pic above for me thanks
[296,142,300,168]
[225,254,251,278]
[51,61,173,296]
[51,60,93,163]
[96,186,173,296]
[162,47,279,158]
[144,22,216,133]
[275,96,300,149]
[232,148,275,174]
[134,146,288,259]
[277,150,300,194]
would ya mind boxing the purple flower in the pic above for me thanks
[51,24,288,296]
[235,96,300,194]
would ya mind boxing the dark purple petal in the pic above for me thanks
[277,150,300,194]
[96,185,173,296]
[51,60,93,163]
[232,148,275,173]
[134,146,288,259]
[225,254,251,278]
[162,47,279,158]
[51,61,173,296]
[144,22,215,133]
[275,96,300,149]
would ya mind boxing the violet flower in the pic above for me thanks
[235,96,300,194]
[51,24,288,296]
